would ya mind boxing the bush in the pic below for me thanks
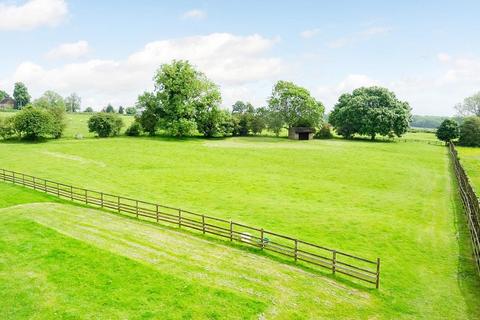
[125,121,143,136]
[459,117,480,147]
[0,117,15,139]
[314,124,333,139]
[88,113,124,137]
[12,107,55,140]
[436,119,459,143]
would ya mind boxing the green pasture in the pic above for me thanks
[0,114,479,319]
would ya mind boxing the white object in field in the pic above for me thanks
[240,232,251,243]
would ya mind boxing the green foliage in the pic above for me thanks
[231,101,255,136]
[251,107,267,135]
[459,117,480,146]
[65,93,81,112]
[125,107,137,115]
[33,91,66,139]
[267,80,324,129]
[455,92,480,116]
[118,106,125,114]
[314,123,333,139]
[125,121,143,136]
[196,105,233,137]
[0,116,15,139]
[105,104,115,113]
[12,106,54,139]
[84,107,94,113]
[88,113,124,137]
[13,82,31,109]
[137,60,222,137]
[436,119,459,143]
[329,86,411,140]
[0,89,9,101]
[411,115,449,129]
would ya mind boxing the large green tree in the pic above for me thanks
[0,90,9,101]
[329,86,411,140]
[65,93,81,112]
[32,91,67,138]
[13,82,31,109]
[459,117,480,147]
[267,81,324,130]
[138,60,222,137]
[436,119,459,144]
[12,107,54,140]
[455,92,480,116]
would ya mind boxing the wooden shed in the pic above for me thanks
[0,97,15,110]
[288,127,316,140]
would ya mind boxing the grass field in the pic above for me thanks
[1,114,479,318]
[457,146,480,194]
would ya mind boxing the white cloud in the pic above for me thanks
[45,40,91,60]
[327,26,390,48]
[0,0,68,31]
[181,9,206,20]
[300,28,320,39]
[2,33,283,109]
[437,54,480,85]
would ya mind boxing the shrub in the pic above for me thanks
[0,117,15,139]
[459,117,480,147]
[436,119,459,143]
[125,121,143,136]
[12,107,54,140]
[84,107,94,113]
[314,124,333,139]
[88,113,124,137]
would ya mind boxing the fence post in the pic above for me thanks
[230,221,233,241]
[70,185,73,201]
[13,171,15,184]
[136,200,139,218]
[202,215,205,234]
[101,192,104,208]
[260,228,264,249]
[294,239,298,261]
[57,183,60,197]
[2,169,4,181]
[44,180,47,193]
[156,205,159,222]
[376,258,381,289]
[33,177,36,190]
[85,189,88,204]
[117,197,120,213]
[178,209,182,227]
[332,250,337,274]
[22,173,25,186]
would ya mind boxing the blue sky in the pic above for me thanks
[1,0,480,115]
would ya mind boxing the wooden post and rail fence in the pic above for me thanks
[449,142,480,274]
[0,168,381,288]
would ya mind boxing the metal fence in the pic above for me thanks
[449,143,480,274]
[0,168,381,288]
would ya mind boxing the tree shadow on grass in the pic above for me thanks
[0,137,50,145]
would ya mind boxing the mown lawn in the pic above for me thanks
[456,146,480,193]
[0,115,479,318]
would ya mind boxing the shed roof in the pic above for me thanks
[290,127,316,133]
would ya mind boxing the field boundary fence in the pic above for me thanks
[449,143,480,274]
[0,168,380,288]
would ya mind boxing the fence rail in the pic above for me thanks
[449,143,480,274]
[0,168,381,288]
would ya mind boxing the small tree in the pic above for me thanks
[455,92,480,116]
[125,121,143,136]
[125,107,137,115]
[84,107,94,113]
[0,90,9,101]
[314,123,333,139]
[65,93,81,112]
[12,107,54,140]
[33,91,66,139]
[118,106,125,114]
[105,104,115,113]
[459,117,480,147]
[13,82,31,109]
[0,117,15,139]
[196,105,229,137]
[88,113,124,137]
[436,119,459,144]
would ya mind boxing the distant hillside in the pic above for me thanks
[411,115,463,129]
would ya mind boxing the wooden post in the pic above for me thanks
[84,189,88,204]
[294,239,298,261]
[12,171,15,184]
[117,197,120,213]
[57,183,60,197]
[156,205,159,222]
[229,221,233,241]
[44,180,47,193]
[376,258,381,289]
[33,177,36,190]
[70,185,73,200]
[136,200,139,218]
[260,228,264,249]
[202,215,205,234]
[178,209,182,227]
[22,173,25,186]
[101,192,104,208]
[332,250,337,274]
[2,169,4,181]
